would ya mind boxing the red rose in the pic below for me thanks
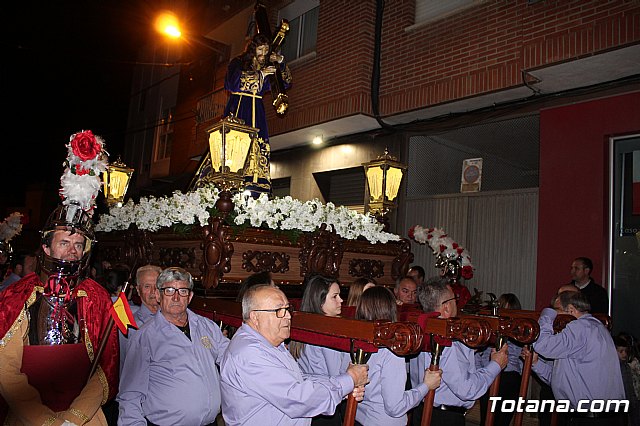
[452,242,459,249]
[71,130,101,161]
[457,247,464,254]
[408,226,415,239]
[439,244,446,253]
[461,265,473,279]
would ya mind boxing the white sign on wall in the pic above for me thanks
[461,158,483,193]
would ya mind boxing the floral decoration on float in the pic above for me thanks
[408,225,474,279]
[96,187,400,244]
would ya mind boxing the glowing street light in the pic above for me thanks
[155,11,182,39]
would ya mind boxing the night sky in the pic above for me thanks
[1,2,154,211]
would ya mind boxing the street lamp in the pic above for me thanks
[155,11,227,55]
[103,157,134,207]
[362,148,407,225]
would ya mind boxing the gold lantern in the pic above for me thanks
[362,148,407,217]
[205,115,257,191]
[103,157,134,207]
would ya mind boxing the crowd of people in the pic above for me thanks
[1,224,638,426]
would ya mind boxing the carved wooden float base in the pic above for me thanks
[95,220,413,291]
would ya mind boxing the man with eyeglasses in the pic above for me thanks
[409,279,507,426]
[117,267,229,426]
[220,284,369,425]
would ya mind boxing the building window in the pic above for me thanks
[415,0,482,25]
[279,0,319,61]
[154,107,174,162]
[313,167,365,213]
[272,177,291,198]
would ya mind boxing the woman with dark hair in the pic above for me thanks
[290,274,349,425]
[355,286,441,426]
[345,277,375,307]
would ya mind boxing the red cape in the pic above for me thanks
[0,273,119,419]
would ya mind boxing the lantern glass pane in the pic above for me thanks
[108,170,130,201]
[225,130,252,173]
[366,166,384,201]
[208,130,223,172]
[385,167,404,201]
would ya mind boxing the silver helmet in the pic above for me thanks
[39,202,95,281]
[435,253,462,283]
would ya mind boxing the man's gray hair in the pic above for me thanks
[156,267,194,290]
[242,284,273,320]
[136,264,162,285]
[418,279,450,313]
[558,291,591,313]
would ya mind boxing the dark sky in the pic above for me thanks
[0,2,153,211]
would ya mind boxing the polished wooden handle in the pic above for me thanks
[513,345,533,426]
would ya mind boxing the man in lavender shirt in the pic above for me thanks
[117,267,229,426]
[530,291,625,424]
[220,284,369,426]
[118,264,162,372]
[409,280,507,426]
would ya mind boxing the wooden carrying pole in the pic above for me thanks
[342,347,371,426]
[421,336,444,426]
[513,344,533,426]
[483,334,507,426]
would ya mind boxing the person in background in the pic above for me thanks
[220,284,369,425]
[407,265,425,286]
[118,267,229,425]
[290,274,351,425]
[345,277,375,307]
[236,270,274,303]
[118,265,161,371]
[568,257,609,314]
[132,265,162,326]
[478,293,524,426]
[0,250,36,292]
[410,280,507,426]
[355,286,441,426]
[394,277,418,305]
[614,333,639,426]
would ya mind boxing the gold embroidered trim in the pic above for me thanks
[69,407,90,424]
[43,413,58,426]
[77,290,87,297]
[230,91,263,99]
[96,366,109,405]
[84,327,94,362]
[0,288,38,348]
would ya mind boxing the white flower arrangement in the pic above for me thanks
[409,225,474,278]
[0,212,24,243]
[96,185,400,244]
